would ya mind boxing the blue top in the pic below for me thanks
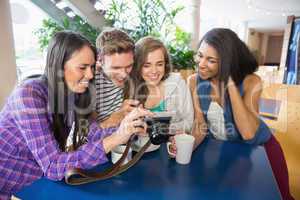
[196,75,271,145]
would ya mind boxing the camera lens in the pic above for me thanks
[146,117,171,145]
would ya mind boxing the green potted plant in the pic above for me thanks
[168,27,196,70]
[105,0,181,40]
[105,0,195,73]
[166,27,196,80]
[34,16,101,51]
[35,0,195,77]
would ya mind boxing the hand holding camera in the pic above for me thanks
[115,107,153,145]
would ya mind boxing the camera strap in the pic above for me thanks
[64,137,151,185]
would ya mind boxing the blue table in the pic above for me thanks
[16,139,281,200]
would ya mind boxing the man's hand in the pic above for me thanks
[119,99,140,117]
[98,99,140,129]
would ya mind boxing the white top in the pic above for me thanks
[206,101,228,140]
[163,73,194,133]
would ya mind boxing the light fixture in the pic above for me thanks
[56,1,68,10]
[64,7,76,18]
[67,11,76,18]
[94,1,102,11]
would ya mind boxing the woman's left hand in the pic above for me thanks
[228,76,235,87]
[168,137,177,158]
[167,129,186,158]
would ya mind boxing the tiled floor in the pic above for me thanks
[261,83,300,200]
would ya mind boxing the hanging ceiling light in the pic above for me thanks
[94,1,102,11]
[64,7,76,18]
[66,11,76,18]
[55,0,68,10]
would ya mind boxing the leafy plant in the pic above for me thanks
[34,18,63,50]
[104,0,129,29]
[105,0,180,40]
[104,0,195,69]
[34,16,101,51]
[35,0,195,69]
[167,27,196,70]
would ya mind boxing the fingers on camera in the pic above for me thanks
[132,119,145,128]
[128,108,153,121]
[132,120,147,134]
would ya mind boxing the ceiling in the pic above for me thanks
[28,0,300,33]
[200,0,300,32]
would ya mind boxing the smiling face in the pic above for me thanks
[101,52,134,87]
[64,45,95,93]
[195,41,219,80]
[141,48,165,87]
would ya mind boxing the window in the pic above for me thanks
[10,0,49,82]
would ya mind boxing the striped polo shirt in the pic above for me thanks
[94,70,123,122]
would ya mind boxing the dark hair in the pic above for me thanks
[45,31,97,151]
[131,36,172,104]
[198,28,258,85]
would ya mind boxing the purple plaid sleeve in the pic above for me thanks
[12,83,112,180]
[0,79,117,196]
[88,120,118,142]
[0,80,122,195]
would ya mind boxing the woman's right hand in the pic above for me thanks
[115,107,153,144]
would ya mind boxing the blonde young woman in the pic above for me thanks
[131,36,194,150]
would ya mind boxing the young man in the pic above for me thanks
[94,28,139,128]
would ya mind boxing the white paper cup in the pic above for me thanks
[111,145,132,165]
[167,134,195,165]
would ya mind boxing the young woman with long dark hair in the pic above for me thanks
[0,31,151,199]
[170,28,294,200]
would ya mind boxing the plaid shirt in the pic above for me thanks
[0,78,115,198]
